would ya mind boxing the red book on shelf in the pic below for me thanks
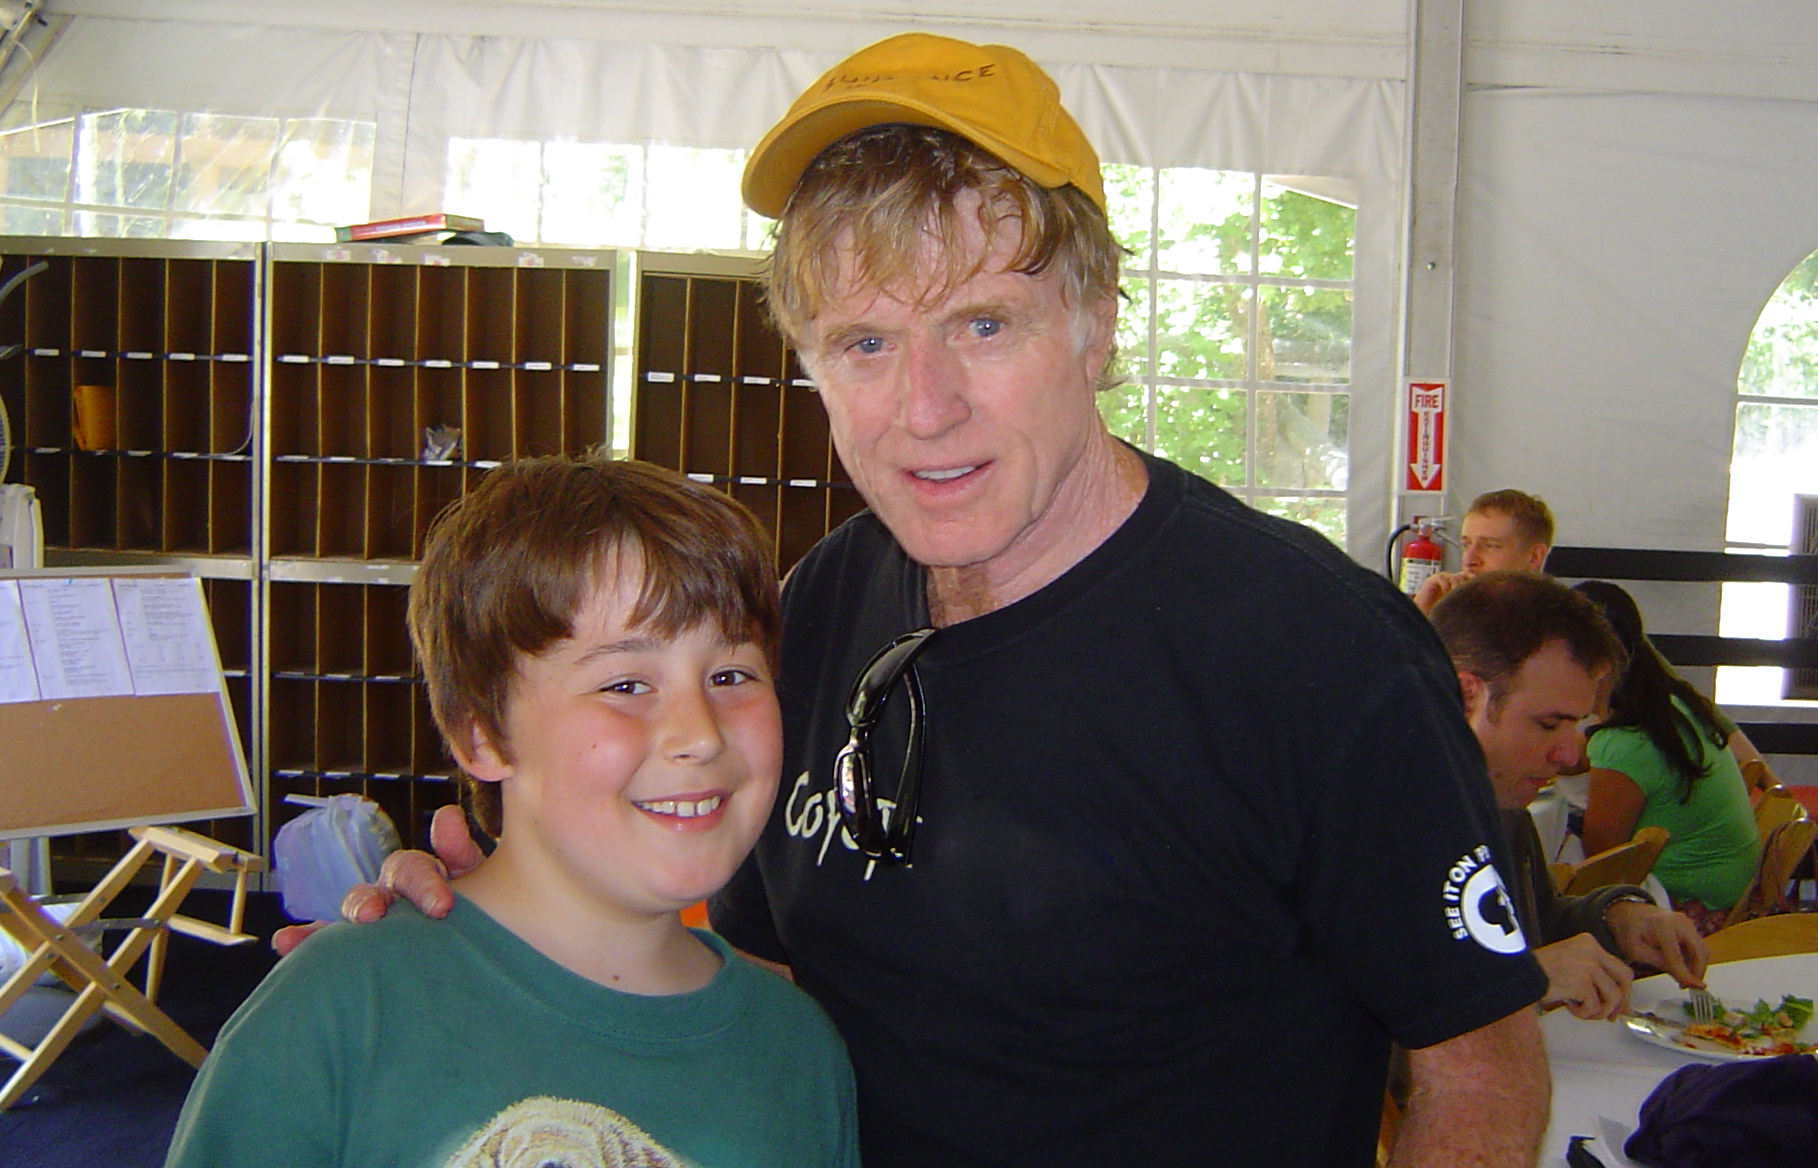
[334,213,485,242]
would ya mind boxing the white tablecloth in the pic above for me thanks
[1541,952,1818,1165]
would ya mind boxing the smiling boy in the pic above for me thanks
[165,454,857,1168]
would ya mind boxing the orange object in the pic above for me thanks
[73,384,115,450]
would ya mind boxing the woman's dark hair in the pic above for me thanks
[1573,579,1726,802]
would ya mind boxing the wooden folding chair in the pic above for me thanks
[1556,826,1670,897]
[1706,913,1818,964]
[0,824,263,1110]
[1722,818,1818,930]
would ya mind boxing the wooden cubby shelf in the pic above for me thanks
[5,241,881,879]
[631,253,865,572]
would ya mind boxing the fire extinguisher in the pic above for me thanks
[1396,519,1445,597]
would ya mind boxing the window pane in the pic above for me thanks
[1260,182,1355,281]
[76,109,175,210]
[1256,391,1347,490]
[1,204,61,233]
[1155,279,1246,380]
[541,141,642,246]
[0,120,73,202]
[1153,384,1245,487]
[446,138,541,243]
[1716,578,1796,705]
[644,146,744,251]
[1258,284,1352,384]
[1256,495,1345,546]
[1103,163,1154,264]
[1098,380,1147,448]
[1115,277,1151,381]
[1727,400,1818,544]
[72,212,166,237]
[174,113,275,217]
[272,119,374,228]
[742,207,774,252]
[1740,250,1818,399]
[169,216,265,242]
[1157,168,1250,275]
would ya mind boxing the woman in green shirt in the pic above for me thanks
[1575,581,1760,924]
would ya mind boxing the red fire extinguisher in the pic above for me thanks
[1398,519,1444,597]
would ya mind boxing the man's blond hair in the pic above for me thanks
[765,124,1124,390]
[1468,488,1555,549]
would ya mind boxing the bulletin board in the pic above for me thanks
[0,568,252,841]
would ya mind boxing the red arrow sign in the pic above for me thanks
[1406,380,1447,492]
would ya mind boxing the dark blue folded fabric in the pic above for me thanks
[1625,1055,1818,1168]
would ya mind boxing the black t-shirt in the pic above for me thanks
[713,451,1545,1167]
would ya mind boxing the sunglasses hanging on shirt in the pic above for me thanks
[834,627,937,863]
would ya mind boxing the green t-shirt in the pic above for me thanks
[165,897,858,1168]
[1588,697,1760,909]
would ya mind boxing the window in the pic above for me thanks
[444,139,770,253]
[1717,248,1818,705]
[0,109,375,241]
[1099,166,1356,545]
[3,113,1363,540]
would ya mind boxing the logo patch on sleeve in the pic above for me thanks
[1441,845,1526,954]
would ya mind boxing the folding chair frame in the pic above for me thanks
[0,824,262,1110]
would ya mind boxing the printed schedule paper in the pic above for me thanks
[19,577,130,699]
[114,576,217,696]
[19,576,134,700]
[0,580,39,704]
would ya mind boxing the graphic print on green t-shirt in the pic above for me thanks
[444,1096,693,1168]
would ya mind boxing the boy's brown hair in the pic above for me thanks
[407,453,780,835]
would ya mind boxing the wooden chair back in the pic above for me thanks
[1723,818,1818,929]
[1741,757,1782,796]
[1558,826,1670,897]
[1754,787,1806,838]
[1706,913,1818,963]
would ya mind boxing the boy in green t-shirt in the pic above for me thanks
[166,454,857,1168]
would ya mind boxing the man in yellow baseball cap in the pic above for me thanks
[341,31,1552,1168]
[714,30,1553,1168]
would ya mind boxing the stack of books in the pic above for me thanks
[333,213,486,243]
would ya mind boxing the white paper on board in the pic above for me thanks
[19,577,134,699]
[113,576,218,696]
[0,580,40,703]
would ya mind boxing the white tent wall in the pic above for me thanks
[15,2,1818,630]
[1452,87,1818,615]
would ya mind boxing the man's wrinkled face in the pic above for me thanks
[1460,509,1546,576]
[794,191,1117,578]
[1463,639,1604,811]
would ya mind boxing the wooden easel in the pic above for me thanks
[0,825,264,1109]
[0,569,258,1108]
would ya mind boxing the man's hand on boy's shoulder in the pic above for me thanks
[271,804,480,957]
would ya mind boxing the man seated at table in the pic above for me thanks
[1413,488,1554,614]
[1429,571,1709,1019]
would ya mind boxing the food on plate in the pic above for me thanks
[1664,994,1816,1056]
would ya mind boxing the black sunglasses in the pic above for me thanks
[834,627,937,863]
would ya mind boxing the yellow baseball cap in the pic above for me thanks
[742,32,1105,219]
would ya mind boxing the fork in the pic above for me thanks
[1687,987,1723,1024]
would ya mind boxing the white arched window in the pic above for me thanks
[1718,249,1818,704]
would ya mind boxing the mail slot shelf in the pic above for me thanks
[630,253,867,573]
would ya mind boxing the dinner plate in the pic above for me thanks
[1620,1003,1814,1062]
